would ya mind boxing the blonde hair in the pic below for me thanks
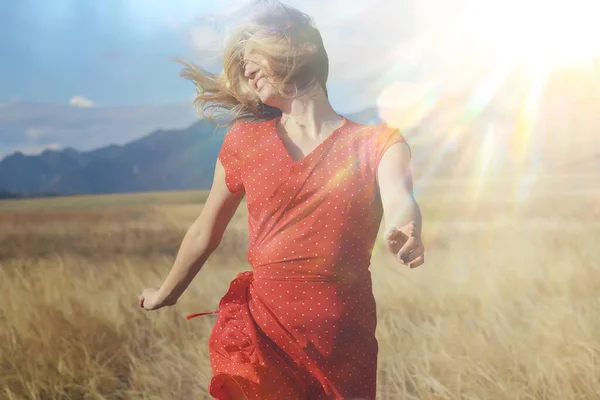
[174,1,329,125]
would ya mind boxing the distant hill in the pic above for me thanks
[0,189,21,199]
[0,189,64,199]
[0,109,385,196]
[1,96,598,197]
[0,119,227,195]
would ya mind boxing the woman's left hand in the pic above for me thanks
[139,288,171,311]
[384,221,425,268]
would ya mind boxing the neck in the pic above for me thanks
[277,85,342,138]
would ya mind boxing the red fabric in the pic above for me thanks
[188,116,407,399]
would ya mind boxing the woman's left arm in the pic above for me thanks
[377,141,425,268]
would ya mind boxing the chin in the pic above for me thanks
[258,91,283,109]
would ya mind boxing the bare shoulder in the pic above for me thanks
[376,123,411,171]
[380,140,411,165]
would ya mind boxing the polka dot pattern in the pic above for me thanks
[195,117,407,399]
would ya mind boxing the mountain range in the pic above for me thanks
[1,94,598,198]
[0,109,386,197]
[0,119,225,196]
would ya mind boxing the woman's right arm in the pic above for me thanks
[151,158,245,307]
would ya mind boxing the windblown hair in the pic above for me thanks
[175,1,329,125]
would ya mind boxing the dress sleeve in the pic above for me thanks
[374,125,410,168]
[218,122,245,194]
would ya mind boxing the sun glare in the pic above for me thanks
[375,0,600,214]
[459,0,600,72]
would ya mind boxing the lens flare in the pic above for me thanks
[369,0,600,219]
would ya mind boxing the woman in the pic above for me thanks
[139,2,425,399]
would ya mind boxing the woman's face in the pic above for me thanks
[242,45,284,108]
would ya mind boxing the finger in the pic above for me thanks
[397,237,419,263]
[408,254,424,268]
[403,243,425,264]
[139,295,144,308]
[384,227,412,252]
[398,221,416,238]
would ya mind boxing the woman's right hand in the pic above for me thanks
[139,288,172,311]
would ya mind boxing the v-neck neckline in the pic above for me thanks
[271,116,348,166]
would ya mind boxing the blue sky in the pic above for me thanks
[0,0,221,106]
[2,0,593,174]
[0,0,384,109]
[0,0,478,157]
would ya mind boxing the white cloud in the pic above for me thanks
[189,25,225,56]
[70,95,94,108]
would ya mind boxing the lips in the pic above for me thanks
[257,78,265,91]
[251,76,264,91]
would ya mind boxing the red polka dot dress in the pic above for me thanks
[187,116,407,399]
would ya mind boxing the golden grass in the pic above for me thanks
[1,174,599,399]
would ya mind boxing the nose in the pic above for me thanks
[244,61,259,79]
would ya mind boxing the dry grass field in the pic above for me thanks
[1,174,600,399]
